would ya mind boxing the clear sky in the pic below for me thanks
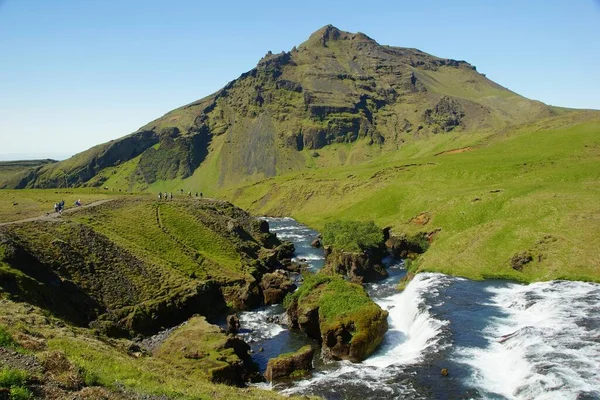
[1,0,599,160]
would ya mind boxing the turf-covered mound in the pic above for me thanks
[264,345,314,382]
[285,274,388,362]
[155,316,260,386]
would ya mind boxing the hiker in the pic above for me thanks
[195,192,198,197]
[200,192,203,198]
[158,192,162,200]
[54,203,59,213]
[75,199,81,207]
[169,192,173,199]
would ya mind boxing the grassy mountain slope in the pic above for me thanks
[225,112,600,283]
[0,197,290,336]
[3,25,562,191]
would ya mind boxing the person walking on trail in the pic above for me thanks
[158,192,162,200]
[75,199,82,207]
[200,192,203,198]
[169,193,173,200]
[54,203,59,213]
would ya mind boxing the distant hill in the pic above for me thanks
[1,25,579,190]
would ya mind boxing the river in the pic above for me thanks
[238,218,600,400]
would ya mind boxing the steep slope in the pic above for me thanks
[7,25,560,190]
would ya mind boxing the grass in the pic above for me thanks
[322,220,383,252]
[0,368,32,399]
[227,116,600,283]
[0,325,20,350]
[286,273,376,325]
[0,188,123,223]
[0,299,296,400]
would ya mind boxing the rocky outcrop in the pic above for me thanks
[259,270,296,305]
[264,345,314,381]
[386,232,431,259]
[322,246,387,283]
[286,275,388,362]
[226,314,240,334]
[155,316,261,386]
[511,251,533,271]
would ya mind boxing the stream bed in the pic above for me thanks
[240,218,600,400]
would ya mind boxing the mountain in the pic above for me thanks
[2,25,567,190]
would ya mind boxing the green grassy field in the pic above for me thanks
[226,114,600,283]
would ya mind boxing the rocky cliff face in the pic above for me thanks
[322,245,388,283]
[4,25,556,190]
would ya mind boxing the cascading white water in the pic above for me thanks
[245,218,600,399]
[455,280,600,400]
[365,273,449,368]
[282,272,449,398]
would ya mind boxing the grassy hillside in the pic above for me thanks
[225,113,600,283]
[0,188,122,223]
[0,300,292,399]
[0,196,301,398]
[0,196,292,334]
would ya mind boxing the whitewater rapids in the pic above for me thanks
[243,218,600,400]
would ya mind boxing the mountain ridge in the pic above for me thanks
[0,25,586,190]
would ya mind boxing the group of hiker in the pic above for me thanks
[53,199,82,214]
[158,192,173,200]
[158,191,203,200]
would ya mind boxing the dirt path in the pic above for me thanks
[0,199,114,227]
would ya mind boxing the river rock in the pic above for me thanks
[386,232,430,259]
[264,345,314,381]
[311,238,322,248]
[260,270,297,305]
[286,275,388,362]
[323,248,388,282]
[226,314,240,334]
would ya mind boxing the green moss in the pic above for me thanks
[0,325,19,349]
[322,220,383,252]
[9,386,33,400]
[0,368,28,389]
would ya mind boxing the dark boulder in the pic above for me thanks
[260,270,296,305]
[323,248,387,282]
[264,345,314,381]
[511,251,533,271]
[226,314,240,335]
[311,238,322,248]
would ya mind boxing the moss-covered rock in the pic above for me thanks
[155,316,260,386]
[260,271,296,305]
[264,345,314,382]
[285,274,388,362]
[322,247,387,283]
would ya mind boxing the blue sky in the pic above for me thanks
[1,0,599,159]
